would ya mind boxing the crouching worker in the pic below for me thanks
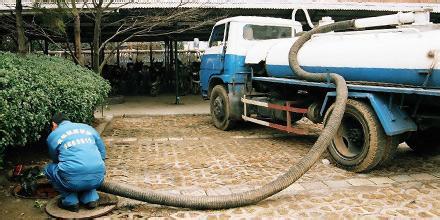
[44,113,106,212]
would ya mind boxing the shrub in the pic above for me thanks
[0,52,110,157]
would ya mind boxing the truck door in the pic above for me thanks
[200,22,229,98]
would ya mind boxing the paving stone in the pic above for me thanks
[301,181,328,190]
[229,185,253,193]
[257,135,273,139]
[117,198,145,207]
[347,178,375,186]
[356,174,369,178]
[180,187,206,196]
[369,177,395,185]
[148,217,171,220]
[432,155,440,161]
[206,187,233,196]
[243,135,260,139]
[389,175,414,182]
[272,133,289,138]
[324,180,351,188]
[409,173,438,181]
[283,183,305,192]
[122,137,138,142]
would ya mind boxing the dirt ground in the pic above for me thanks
[0,142,50,219]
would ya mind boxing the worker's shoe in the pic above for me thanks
[57,199,79,212]
[85,201,98,210]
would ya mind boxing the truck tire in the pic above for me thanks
[324,99,391,172]
[210,85,235,130]
[377,135,401,167]
[406,128,440,154]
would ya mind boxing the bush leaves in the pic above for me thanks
[0,52,110,153]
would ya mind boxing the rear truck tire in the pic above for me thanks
[378,134,401,167]
[406,128,440,154]
[324,99,395,172]
[210,85,235,130]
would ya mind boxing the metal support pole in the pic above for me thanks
[175,40,180,104]
[116,45,120,67]
[169,39,173,90]
[149,42,153,65]
[170,39,173,72]
[29,40,33,52]
[164,40,168,73]
[90,42,94,68]
[44,39,49,55]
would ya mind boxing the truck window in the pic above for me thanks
[209,24,225,47]
[243,24,292,40]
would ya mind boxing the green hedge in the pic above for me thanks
[0,52,110,154]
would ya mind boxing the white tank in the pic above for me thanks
[257,26,440,88]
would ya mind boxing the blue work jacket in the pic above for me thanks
[47,121,106,181]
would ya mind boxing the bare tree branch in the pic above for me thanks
[98,13,221,72]
[64,39,81,64]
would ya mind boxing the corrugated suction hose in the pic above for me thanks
[99,20,355,209]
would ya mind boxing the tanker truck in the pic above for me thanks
[199,10,440,172]
[99,11,440,209]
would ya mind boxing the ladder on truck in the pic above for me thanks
[241,95,309,135]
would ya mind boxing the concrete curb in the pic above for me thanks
[95,115,114,135]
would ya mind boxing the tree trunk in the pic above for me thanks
[15,0,27,55]
[92,5,103,74]
[71,0,84,66]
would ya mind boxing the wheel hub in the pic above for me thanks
[334,115,366,159]
[213,96,225,120]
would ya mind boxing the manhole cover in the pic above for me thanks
[45,192,118,219]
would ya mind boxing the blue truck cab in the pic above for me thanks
[200,17,301,99]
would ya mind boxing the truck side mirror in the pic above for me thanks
[193,38,200,50]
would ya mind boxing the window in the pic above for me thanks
[243,24,292,40]
[209,24,225,47]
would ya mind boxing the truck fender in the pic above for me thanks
[320,92,417,136]
[207,76,224,98]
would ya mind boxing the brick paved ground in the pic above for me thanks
[100,115,440,219]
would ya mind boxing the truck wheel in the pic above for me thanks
[210,85,235,130]
[378,135,401,167]
[406,128,440,154]
[324,99,390,172]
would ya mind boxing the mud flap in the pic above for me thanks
[228,84,245,120]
